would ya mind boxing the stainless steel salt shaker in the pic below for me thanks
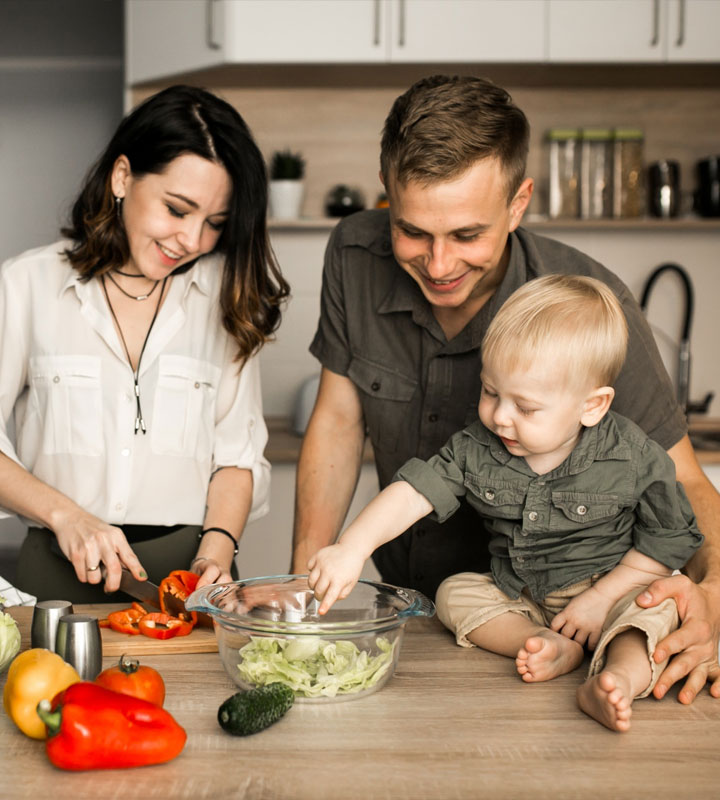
[30,600,74,651]
[54,613,102,679]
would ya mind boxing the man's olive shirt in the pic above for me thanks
[395,412,702,601]
[310,209,687,599]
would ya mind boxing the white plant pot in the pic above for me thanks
[269,180,305,220]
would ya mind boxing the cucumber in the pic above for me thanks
[218,683,295,736]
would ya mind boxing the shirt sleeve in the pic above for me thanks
[393,432,470,523]
[632,437,704,569]
[308,222,353,377]
[212,351,270,523]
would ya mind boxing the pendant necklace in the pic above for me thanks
[106,270,160,301]
[101,274,168,434]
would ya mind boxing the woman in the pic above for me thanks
[0,85,290,602]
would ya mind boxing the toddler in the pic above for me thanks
[308,274,702,732]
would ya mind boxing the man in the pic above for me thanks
[291,75,720,704]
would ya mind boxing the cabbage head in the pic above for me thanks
[0,608,21,672]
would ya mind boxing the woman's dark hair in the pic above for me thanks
[62,84,289,362]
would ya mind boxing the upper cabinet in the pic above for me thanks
[126,0,720,85]
[548,0,720,63]
[126,0,545,82]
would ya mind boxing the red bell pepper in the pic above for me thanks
[107,606,145,635]
[36,682,186,771]
[137,611,193,639]
[159,569,199,624]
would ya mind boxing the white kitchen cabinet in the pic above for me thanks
[548,0,720,63]
[126,0,546,84]
[387,0,546,63]
[665,0,720,62]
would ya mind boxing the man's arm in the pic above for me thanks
[637,434,720,703]
[291,368,367,574]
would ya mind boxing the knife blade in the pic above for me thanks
[119,568,162,609]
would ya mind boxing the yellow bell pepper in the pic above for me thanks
[3,648,81,739]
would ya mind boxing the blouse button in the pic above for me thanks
[528,511,539,521]
[428,413,438,422]
[484,489,495,500]
[53,375,60,383]
[371,381,381,392]
[576,505,588,515]
[194,382,200,389]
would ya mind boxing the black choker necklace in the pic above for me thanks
[113,268,149,278]
[106,270,160,301]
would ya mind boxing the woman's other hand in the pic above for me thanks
[192,557,233,588]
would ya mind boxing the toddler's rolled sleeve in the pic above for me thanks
[632,439,704,569]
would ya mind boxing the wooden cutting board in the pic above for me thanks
[6,602,218,656]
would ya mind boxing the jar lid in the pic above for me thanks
[581,128,613,140]
[547,127,580,140]
[614,127,644,140]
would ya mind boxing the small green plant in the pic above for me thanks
[270,149,305,181]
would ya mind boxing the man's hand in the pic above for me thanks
[636,574,720,703]
[307,542,365,615]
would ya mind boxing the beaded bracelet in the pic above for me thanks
[199,527,239,555]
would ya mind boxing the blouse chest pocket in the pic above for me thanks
[29,355,103,457]
[151,356,221,459]
[348,355,417,453]
[465,475,526,520]
[550,491,620,529]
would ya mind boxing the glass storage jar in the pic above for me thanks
[580,128,613,219]
[613,128,645,218]
[547,128,581,219]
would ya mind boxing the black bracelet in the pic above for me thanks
[199,527,239,555]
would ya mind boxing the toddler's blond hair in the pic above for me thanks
[482,275,628,389]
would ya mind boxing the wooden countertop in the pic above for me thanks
[2,604,719,799]
[267,415,720,465]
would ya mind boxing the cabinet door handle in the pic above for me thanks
[398,0,406,47]
[676,0,686,47]
[206,0,221,50]
[373,0,381,45]
[650,0,660,46]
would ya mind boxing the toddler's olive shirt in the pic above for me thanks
[394,412,702,601]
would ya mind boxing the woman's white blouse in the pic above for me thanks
[0,242,270,526]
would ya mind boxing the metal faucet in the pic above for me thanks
[639,262,713,416]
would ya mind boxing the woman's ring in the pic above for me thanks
[87,564,100,572]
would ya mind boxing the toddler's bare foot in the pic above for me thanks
[516,630,583,682]
[577,671,634,732]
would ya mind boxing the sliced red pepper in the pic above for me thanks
[107,607,144,635]
[137,612,193,640]
[159,569,200,625]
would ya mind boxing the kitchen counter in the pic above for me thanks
[2,604,719,799]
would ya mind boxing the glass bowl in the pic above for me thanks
[185,574,435,703]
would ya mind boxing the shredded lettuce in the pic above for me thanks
[237,635,397,698]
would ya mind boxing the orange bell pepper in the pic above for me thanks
[159,570,199,625]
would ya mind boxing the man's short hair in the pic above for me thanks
[482,275,629,389]
[380,75,530,202]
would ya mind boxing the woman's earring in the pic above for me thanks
[115,195,123,215]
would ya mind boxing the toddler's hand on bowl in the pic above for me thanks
[307,543,364,615]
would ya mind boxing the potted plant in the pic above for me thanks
[268,149,306,220]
